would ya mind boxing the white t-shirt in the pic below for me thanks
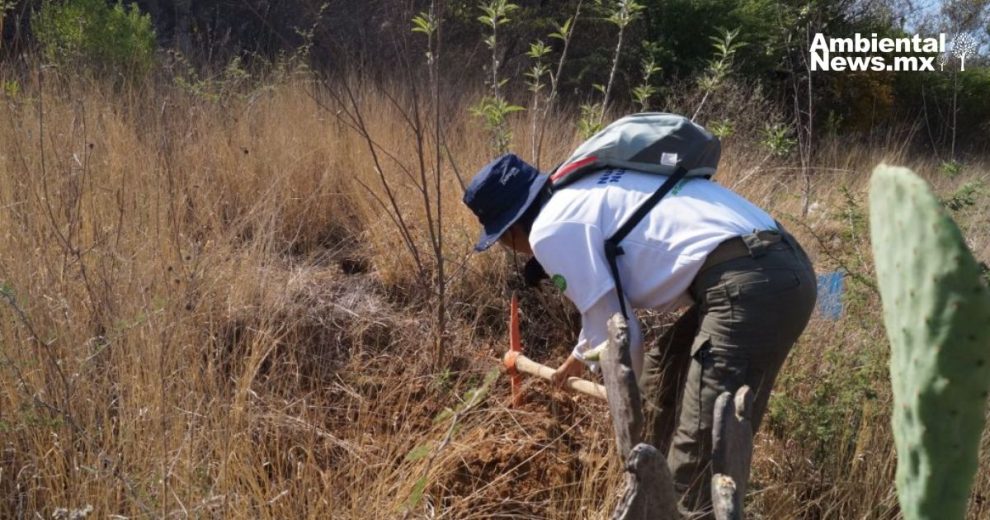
[529,169,777,377]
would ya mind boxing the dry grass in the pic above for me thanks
[0,68,988,519]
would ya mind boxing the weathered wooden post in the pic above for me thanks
[601,314,679,520]
[600,313,755,519]
[711,386,754,520]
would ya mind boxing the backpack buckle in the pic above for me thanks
[604,240,625,259]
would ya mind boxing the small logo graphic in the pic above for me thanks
[500,166,519,185]
[670,179,689,196]
[661,153,678,166]
[551,274,567,292]
[952,33,977,72]
[598,169,625,184]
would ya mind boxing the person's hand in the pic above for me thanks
[551,355,585,389]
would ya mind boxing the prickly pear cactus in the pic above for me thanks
[869,164,990,520]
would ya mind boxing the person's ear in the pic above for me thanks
[510,225,534,255]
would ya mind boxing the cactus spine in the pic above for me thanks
[869,164,990,519]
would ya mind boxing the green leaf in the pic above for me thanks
[554,17,573,39]
[632,84,656,108]
[433,407,454,424]
[527,40,550,59]
[641,57,661,81]
[526,66,548,92]
[411,13,436,35]
[452,367,502,412]
[406,476,428,509]
[404,443,432,462]
[577,103,604,138]
[708,119,735,138]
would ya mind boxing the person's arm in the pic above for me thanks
[529,221,643,384]
[552,288,645,385]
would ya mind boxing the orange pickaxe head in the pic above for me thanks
[503,293,523,406]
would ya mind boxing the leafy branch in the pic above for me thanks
[474,0,523,154]
[692,27,746,121]
[599,0,644,122]
[526,39,552,160]
[631,57,661,111]
[532,1,583,167]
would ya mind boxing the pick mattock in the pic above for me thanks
[502,293,607,405]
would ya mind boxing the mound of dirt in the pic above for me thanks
[437,386,617,517]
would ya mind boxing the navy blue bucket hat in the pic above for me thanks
[463,154,549,252]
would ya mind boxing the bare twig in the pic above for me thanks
[316,74,426,278]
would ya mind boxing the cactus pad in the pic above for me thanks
[869,164,990,520]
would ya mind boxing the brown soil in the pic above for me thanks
[437,384,616,517]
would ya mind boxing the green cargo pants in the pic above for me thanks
[639,228,817,518]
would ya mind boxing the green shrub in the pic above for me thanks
[768,339,886,459]
[33,0,156,79]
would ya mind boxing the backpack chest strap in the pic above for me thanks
[605,166,689,320]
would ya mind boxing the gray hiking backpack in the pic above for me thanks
[549,112,720,188]
[547,113,722,319]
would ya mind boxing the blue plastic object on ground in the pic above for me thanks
[816,271,844,319]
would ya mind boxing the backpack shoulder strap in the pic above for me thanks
[603,165,689,320]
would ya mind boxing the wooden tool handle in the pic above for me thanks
[514,354,607,400]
